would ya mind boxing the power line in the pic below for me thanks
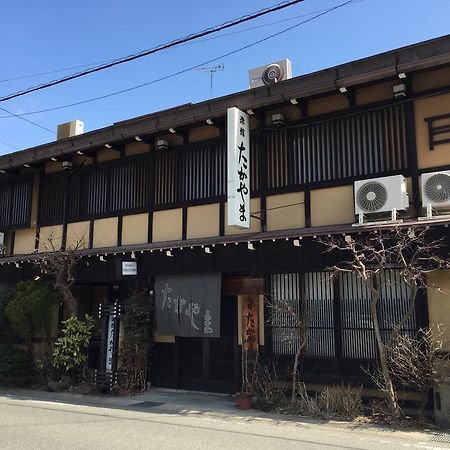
[0,4,355,84]
[176,2,364,46]
[0,106,55,134]
[0,139,20,150]
[0,0,356,119]
[0,0,305,103]
[0,59,114,84]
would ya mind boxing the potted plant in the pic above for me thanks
[235,390,253,410]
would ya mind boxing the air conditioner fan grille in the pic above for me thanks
[262,64,283,85]
[425,173,450,203]
[357,182,388,212]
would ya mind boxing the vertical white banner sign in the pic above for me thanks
[227,107,250,228]
[105,315,115,371]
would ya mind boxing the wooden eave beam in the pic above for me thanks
[1,35,450,171]
[2,217,449,265]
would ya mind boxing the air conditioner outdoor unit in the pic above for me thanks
[421,171,450,217]
[249,59,292,89]
[354,175,409,222]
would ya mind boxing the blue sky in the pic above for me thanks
[1,0,449,155]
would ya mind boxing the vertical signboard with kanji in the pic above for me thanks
[227,107,250,228]
[105,315,115,371]
[242,294,259,354]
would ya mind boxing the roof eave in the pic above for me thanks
[1,34,450,171]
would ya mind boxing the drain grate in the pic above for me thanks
[129,401,164,408]
[430,433,450,443]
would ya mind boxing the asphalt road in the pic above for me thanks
[0,394,449,450]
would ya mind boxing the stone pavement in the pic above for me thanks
[0,386,238,416]
[0,386,449,448]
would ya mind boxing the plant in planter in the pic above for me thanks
[248,358,284,412]
[235,391,253,410]
[50,315,95,390]
[117,289,155,395]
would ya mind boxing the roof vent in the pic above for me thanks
[57,120,84,140]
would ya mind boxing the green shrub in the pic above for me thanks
[52,315,95,375]
[0,344,34,385]
[0,284,15,342]
[5,281,60,349]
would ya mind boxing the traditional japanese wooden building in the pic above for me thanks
[1,35,450,396]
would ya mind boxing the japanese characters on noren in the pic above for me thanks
[161,283,205,332]
[155,274,221,338]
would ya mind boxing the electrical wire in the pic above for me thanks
[253,201,306,217]
[0,0,356,119]
[0,4,362,84]
[0,59,114,84]
[0,139,20,150]
[0,106,55,134]
[0,0,305,103]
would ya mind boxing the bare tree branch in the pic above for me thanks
[34,228,87,318]
[317,225,450,418]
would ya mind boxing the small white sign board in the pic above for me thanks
[122,261,137,276]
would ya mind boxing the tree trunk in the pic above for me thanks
[63,290,77,318]
[291,340,306,404]
[56,269,77,318]
[290,297,308,404]
[291,344,301,403]
[370,284,400,418]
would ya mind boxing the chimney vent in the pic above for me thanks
[57,120,84,140]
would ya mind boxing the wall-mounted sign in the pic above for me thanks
[154,273,221,338]
[122,261,137,276]
[227,107,250,228]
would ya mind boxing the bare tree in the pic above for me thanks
[266,295,308,403]
[35,230,86,318]
[318,225,450,418]
[387,325,449,418]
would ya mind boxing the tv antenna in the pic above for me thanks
[195,63,224,98]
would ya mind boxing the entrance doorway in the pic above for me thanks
[178,295,238,393]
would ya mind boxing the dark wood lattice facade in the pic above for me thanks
[1,35,450,393]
